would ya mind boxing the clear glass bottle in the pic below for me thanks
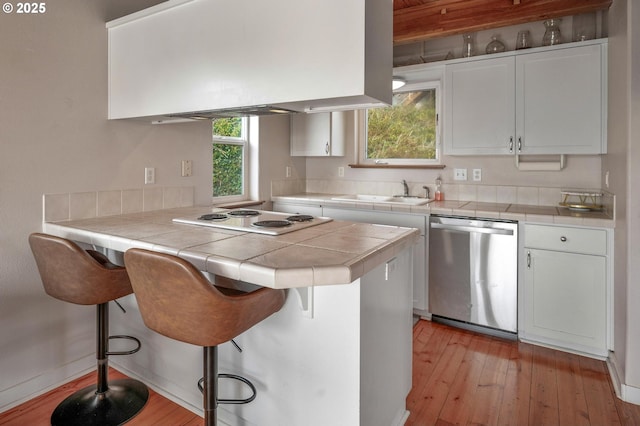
[462,33,474,58]
[542,19,562,46]
[435,176,443,201]
[515,30,532,50]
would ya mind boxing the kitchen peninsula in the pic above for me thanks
[42,205,420,426]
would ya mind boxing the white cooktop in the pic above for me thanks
[172,209,332,235]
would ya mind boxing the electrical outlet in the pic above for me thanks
[144,167,155,184]
[285,166,292,178]
[473,168,482,181]
[181,160,193,177]
[338,167,345,177]
[454,168,467,181]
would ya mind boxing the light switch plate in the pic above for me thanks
[181,160,193,177]
[144,167,155,184]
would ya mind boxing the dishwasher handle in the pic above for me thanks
[430,222,514,236]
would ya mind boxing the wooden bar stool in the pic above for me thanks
[28,233,149,426]
[123,248,286,426]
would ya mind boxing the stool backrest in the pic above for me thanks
[124,248,286,347]
[28,233,133,305]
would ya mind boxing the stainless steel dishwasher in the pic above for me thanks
[428,215,518,337]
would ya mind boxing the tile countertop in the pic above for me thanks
[42,206,420,289]
[272,193,615,229]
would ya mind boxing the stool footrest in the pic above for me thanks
[198,373,257,405]
[107,335,141,356]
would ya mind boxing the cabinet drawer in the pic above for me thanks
[524,224,607,255]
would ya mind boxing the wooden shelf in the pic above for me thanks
[393,0,612,44]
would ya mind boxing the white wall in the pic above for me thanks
[252,115,306,209]
[605,0,640,398]
[604,0,630,391]
[0,0,214,410]
[626,0,640,390]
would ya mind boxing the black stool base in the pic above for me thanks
[51,378,149,426]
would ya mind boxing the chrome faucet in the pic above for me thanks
[402,180,409,197]
[422,185,430,199]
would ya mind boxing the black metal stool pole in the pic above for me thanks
[204,346,218,426]
[50,302,149,426]
[97,302,109,394]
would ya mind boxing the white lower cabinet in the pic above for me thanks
[521,224,610,357]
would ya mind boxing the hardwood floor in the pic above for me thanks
[1,319,639,425]
[406,320,640,426]
[0,369,200,426]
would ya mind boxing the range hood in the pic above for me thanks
[106,0,392,121]
[167,106,301,121]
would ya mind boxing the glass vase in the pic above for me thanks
[542,19,562,46]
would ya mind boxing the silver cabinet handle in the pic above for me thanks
[560,236,567,242]
[518,137,522,152]
[325,142,330,155]
[527,251,531,269]
[509,137,514,153]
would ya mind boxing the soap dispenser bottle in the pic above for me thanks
[435,176,443,201]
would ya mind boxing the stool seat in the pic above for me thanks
[29,233,148,425]
[124,248,286,426]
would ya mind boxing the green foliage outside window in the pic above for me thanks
[213,118,244,197]
[213,144,243,197]
[367,89,437,160]
[213,117,243,138]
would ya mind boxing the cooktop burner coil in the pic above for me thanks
[198,213,228,221]
[286,215,314,222]
[252,220,292,228]
[228,209,261,217]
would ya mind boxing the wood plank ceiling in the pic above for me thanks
[393,0,613,45]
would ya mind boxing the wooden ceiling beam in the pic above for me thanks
[393,0,613,45]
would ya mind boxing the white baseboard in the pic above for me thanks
[0,355,94,413]
[607,353,640,405]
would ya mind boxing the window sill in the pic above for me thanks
[348,164,446,169]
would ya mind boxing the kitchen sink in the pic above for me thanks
[331,195,433,206]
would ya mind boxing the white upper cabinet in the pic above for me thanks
[290,112,347,157]
[106,0,392,120]
[444,40,607,156]
[516,43,605,154]
[445,57,516,155]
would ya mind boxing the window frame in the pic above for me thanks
[212,117,249,203]
[357,80,442,166]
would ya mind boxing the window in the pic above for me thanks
[358,81,440,166]
[212,117,248,200]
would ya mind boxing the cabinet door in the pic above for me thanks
[444,57,516,155]
[516,44,605,154]
[290,112,346,156]
[523,248,606,355]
